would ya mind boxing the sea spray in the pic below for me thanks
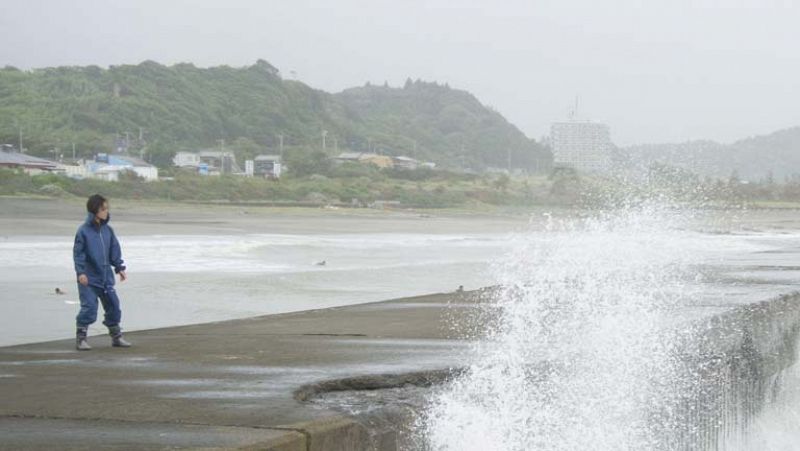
[421,204,704,450]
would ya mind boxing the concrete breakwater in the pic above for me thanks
[302,292,800,450]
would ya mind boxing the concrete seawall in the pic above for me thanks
[651,292,800,450]
[2,288,800,450]
[296,293,800,450]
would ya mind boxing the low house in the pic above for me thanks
[198,150,240,174]
[254,155,282,178]
[57,159,90,179]
[173,151,201,168]
[0,150,58,175]
[91,165,127,182]
[88,153,159,181]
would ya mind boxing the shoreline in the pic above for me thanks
[0,195,538,235]
[8,192,800,211]
[0,193,562,220]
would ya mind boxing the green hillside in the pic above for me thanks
[0,60,549,171]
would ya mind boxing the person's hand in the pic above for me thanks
[78,274,88,286]
[119,271,127,282]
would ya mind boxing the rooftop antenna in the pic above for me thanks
[569,95,580,120]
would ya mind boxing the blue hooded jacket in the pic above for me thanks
[73,213,126,288]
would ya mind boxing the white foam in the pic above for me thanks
[421,205,722,450]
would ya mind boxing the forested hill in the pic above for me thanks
[337,80,546,170]
[0,60,549,170]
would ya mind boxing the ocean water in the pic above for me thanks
[0,231,514,346]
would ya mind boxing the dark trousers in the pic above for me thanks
[76,284,122,328]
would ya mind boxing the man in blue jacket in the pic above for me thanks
[73,194,132,350]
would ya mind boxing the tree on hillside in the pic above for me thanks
[284,148,331,177]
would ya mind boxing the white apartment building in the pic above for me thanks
[550,121,613,173]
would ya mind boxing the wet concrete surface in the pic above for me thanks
[0,417,303,450]
[0,291,479,449]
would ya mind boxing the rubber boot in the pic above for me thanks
[76,327,91,351]
[108,325,131,348]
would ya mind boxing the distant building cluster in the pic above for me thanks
[550,121,613,173]
[2,143,436,183]
[0,146,159,181]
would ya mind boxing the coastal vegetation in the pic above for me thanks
[0,166,562,208]
[4,162,800,210]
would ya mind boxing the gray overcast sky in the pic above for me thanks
[1,0,798,145]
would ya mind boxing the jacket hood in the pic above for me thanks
[84,212,111,227]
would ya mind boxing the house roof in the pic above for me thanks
[0,151,58,169]
[255,155,281,161]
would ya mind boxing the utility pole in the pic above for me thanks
[18,125,23,154]
[124,132,131,151]
[72,143,76,160]
[333,136,338,153]
[321,130,328,152]
[277,134,284,158]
